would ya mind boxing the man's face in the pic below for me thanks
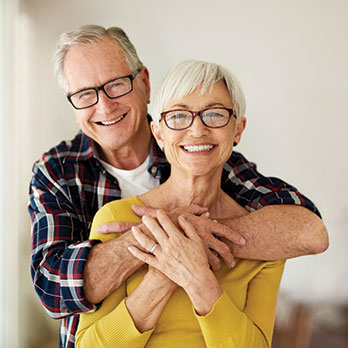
[63,36,150,161]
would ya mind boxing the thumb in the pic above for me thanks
[97,221,139,234]
[132,204,158,218]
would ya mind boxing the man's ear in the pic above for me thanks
[140,67,151,104]
[150,121,164,149]
[233,117,246,145]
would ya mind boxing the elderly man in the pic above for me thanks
[29,25,327,348]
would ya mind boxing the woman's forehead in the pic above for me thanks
[165,81,233,110]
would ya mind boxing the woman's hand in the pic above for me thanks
[128,210,222,315]
[145,265,177,291]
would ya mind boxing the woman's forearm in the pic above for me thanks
[184,269,222,316]
[125,270,176,333]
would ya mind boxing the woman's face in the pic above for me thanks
[152,81,246,177]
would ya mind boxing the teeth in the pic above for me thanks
[99,114,125,126]
[183,145,214,152]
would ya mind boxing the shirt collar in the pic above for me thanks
[148,137,169,180]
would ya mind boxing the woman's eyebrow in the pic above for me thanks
[169,102,226,109]
[205,102,225,108]
[169,103,188,109]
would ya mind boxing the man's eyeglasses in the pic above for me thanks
[160,107,237,130]
[67,69,141,110]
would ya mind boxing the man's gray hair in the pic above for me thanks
[54,24,143,93]
[151,59,246,124]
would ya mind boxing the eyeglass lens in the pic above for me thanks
[69,75,133,109]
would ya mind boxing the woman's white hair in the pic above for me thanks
[151,59,246,124]
[54,24,143,93]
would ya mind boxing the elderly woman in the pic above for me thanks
[75,60,285,348]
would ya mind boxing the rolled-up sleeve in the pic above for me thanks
[222,151,321,218]
[29,162,100,319]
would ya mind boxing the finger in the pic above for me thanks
[96,222,140,234]
[178,215,201,242]
[205,236,236,268]
[200,211,210,218]
[156,210,183,239]
[131,226,160,253]
[206,248,221,271]
[206,221,246,246]
[128,246,157,266]
[185,204,209,216]
[132,204,158,218]
[142,214,169,245]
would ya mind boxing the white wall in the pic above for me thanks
[3,0,347,346]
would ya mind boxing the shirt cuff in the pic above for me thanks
[60,239,101,313]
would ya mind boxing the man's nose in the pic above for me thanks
[95,90,118,113]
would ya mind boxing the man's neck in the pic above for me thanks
[96,125,152,170]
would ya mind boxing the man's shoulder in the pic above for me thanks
[224,151,258,178]
[37,133,91,163]
[32,132,93,177]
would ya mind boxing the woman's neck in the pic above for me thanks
[140,166,233,219]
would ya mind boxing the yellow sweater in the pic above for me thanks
[76,196,285,348]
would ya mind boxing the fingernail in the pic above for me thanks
[231,261,236,267]
[179,215,186,221]
[204,212,210,217]
[131,226,136,233]
[240,237,246,245]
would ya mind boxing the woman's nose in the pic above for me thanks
[187,115,209,136]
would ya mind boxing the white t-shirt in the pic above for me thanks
[99,155,160,199]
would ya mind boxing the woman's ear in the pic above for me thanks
[150,121,164,149]
[233,117,246,146]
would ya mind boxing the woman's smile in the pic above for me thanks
[181,143,216,153]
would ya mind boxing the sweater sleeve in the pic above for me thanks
[76,296,153,348]
[76,199,152,348]
[195,260,285,348]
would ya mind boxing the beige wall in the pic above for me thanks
[2,0,347,346]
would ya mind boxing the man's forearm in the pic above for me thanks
[83,230,144,304]
[222,205,328,260]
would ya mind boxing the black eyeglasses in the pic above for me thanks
[160,107,237,130]
[67,69,141,110]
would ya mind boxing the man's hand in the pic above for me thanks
[132,204,246,270]
[97,221,141,234]
[96,204,209,234]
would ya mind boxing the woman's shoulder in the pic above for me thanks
[90,196,143,241]
[101,196,144,217]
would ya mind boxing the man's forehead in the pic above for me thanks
[63,37,130,91]
[66,37,126,65]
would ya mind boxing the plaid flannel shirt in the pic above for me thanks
[29,131,320,348]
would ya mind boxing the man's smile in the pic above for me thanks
[96,113,127,126]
